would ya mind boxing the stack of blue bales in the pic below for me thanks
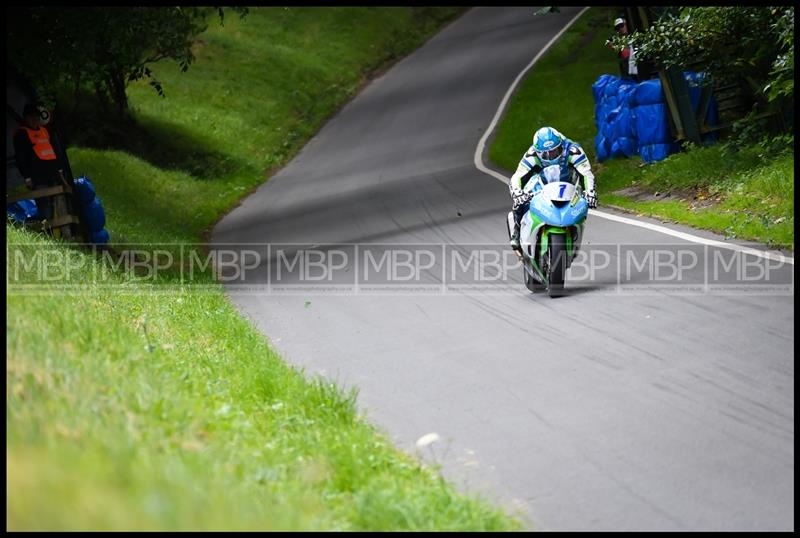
[593,72,718,164]
[74,175,110,244]
[593,76,638,161]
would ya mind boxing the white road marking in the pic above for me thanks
[585,208,793,265]
[473,7,588,184]
[473,7,794,266]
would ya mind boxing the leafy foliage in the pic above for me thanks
[764,7,794,103]
[7,7,248,116]
[612,6,794,142]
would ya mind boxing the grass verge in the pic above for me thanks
[488,7,794,250]
[64,7,470,247]
[7,7,520,531]
[7,227,516,531]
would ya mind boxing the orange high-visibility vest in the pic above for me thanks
[21,126,57,161]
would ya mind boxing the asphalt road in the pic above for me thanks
[213,7,794,531]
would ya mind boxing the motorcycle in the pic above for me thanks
[507,165,589,297]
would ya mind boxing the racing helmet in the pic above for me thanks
[532,126,565,166]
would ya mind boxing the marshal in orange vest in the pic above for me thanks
[20,126,57,161]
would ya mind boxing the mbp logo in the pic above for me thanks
[444,244,521,291]
[189,247,261,282]
[358,245,441,293]
[616,244,705,293]
[708,248,793,294]
[269,245,356,293]
[275,248,349,281]
[361,247,438,283]
[566,246,613,283]
[623,247,701,282]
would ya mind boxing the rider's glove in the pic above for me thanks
[511,188,529,210]
[585,189,598,209]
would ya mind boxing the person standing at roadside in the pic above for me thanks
[13,103,64,220]
[606,17,639,82]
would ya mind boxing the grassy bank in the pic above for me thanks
[7,227,514,531]
[7,7,520,531]
[65,7,469,247]
[488,7,794,250]
[598,144,794,248]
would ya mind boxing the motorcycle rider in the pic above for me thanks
[508,126,597,251]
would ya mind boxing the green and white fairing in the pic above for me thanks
[518,167,588,286]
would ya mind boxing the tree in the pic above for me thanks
[7,7,247,117]
[613,7,794,135]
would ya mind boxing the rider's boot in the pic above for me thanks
[510,222,522,254]
[507,210,523,256]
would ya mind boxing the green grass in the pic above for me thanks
[66,7,469,248]
[7,228,517,531]
[7,7,521,531]
[599,145,794,248]
[488,7,794,250]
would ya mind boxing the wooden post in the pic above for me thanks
[6,183,81,238]
[55,170,73,239]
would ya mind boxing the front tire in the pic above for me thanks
[547,233,567,297]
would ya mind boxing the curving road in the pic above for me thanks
[213,7,794,531]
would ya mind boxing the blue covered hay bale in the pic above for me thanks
[73,175,97,206]
[83,197,106,232]
[632,79,664,106]
[592,74,616,104]
[632,80,675,162]
[640,142,680,164]
[595,132,610,162]
[611,105,634,141]
[611,137,637,158]
[593,75,642,161]
[73,174,109,240]
[683,71,719,144]
[7,199,39,223]
[90,228,109,245]
[635,103,672,146]
[594,71,717,164]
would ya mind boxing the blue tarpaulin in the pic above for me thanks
[74,175,109,244]
[593,72,718,164]
[7,199,38,223]
[684,71,719,144]
[73,175,97,206]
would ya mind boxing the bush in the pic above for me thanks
[617,7,794,141]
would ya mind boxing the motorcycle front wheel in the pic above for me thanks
[547,233,567,297]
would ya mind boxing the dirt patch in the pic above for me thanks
[614,184,723,211]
